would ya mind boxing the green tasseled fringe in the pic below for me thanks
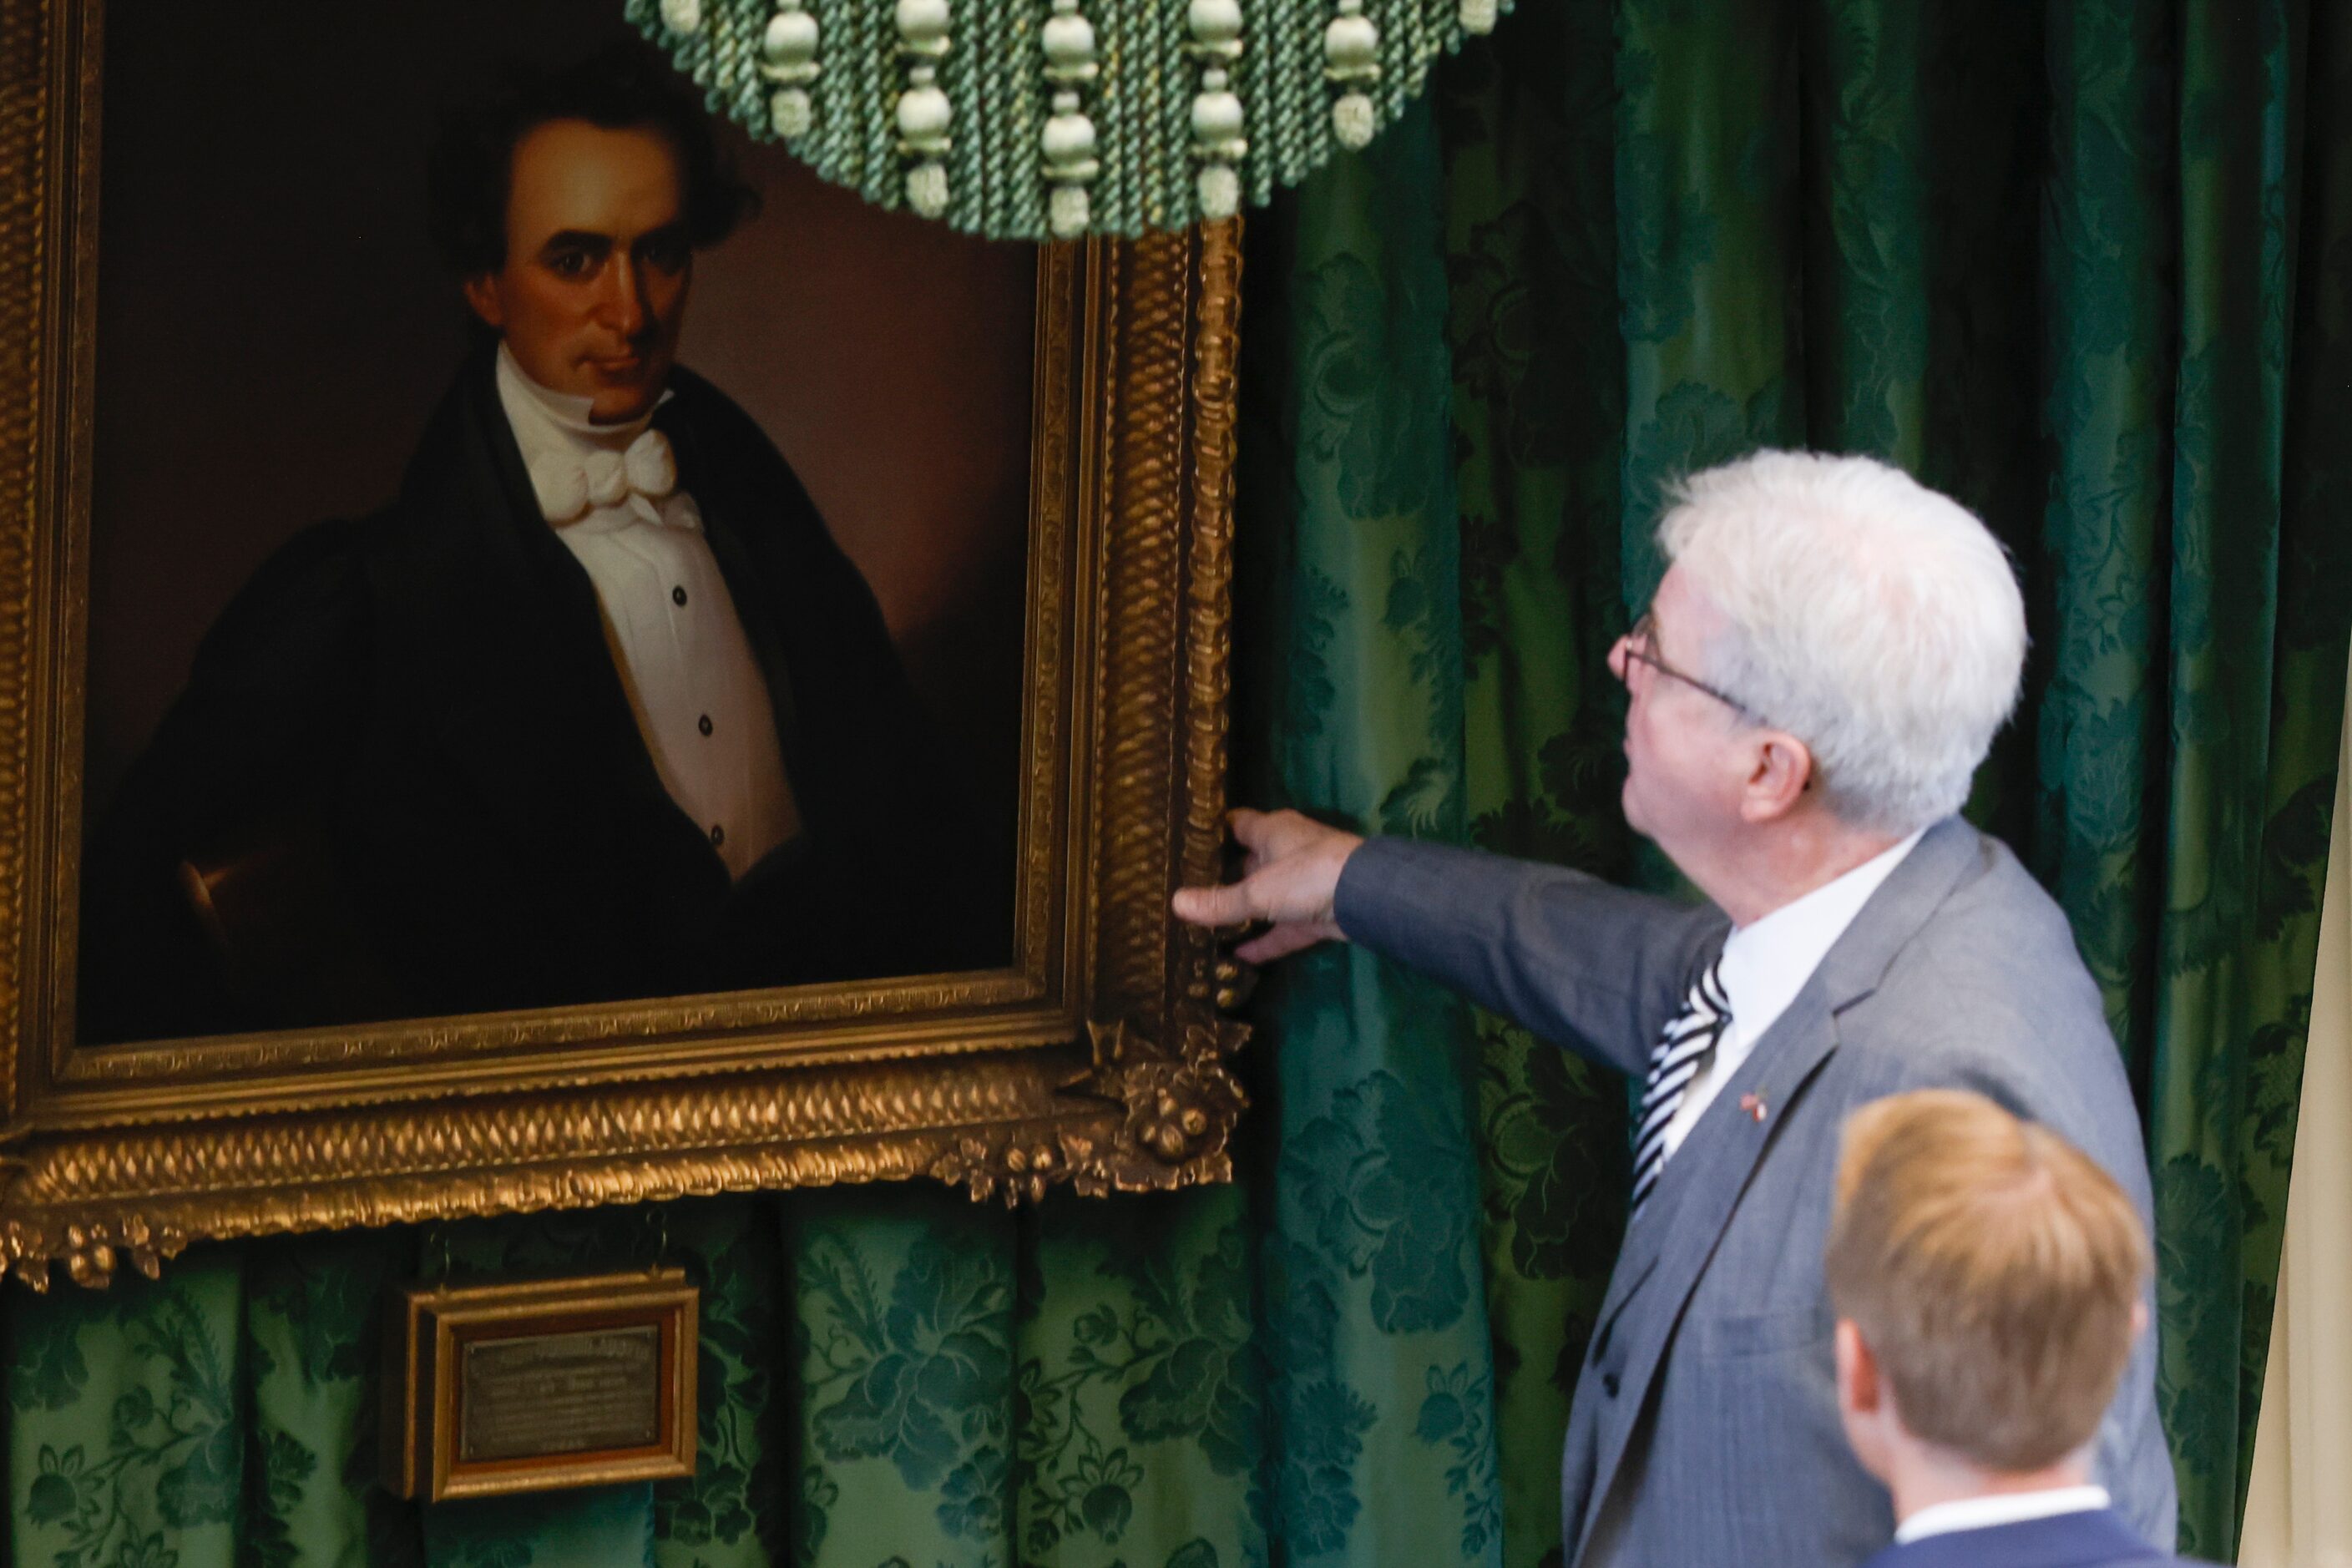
[629,0,1507,240]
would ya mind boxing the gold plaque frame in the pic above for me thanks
[383,1270,701,1503]
[0,0,1247,1287]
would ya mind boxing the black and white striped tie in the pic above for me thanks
[1629,955,1732,1219]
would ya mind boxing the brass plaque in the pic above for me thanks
[384,1271,697,1502]
[460,1324,663,1462]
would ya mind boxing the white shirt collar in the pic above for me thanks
[1653,827,1928,1164]
[493,343,673,461]
[1894,1485,2112,1544]
[1714,827,1926,1045]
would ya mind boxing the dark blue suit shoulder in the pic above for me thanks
[1856,1508,2203,1568]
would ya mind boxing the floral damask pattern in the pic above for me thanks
[11,6,2352,1567]
[11,1264,245,1568]
[1415,1362,1504,1558]
[1282,1066,1481,1336]
[1014,1212,1257,1560]
[804,1224,1014,1530]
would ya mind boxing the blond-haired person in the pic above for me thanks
[1829,1090,2204,1568]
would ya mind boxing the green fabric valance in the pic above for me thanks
[628,0,1505,240]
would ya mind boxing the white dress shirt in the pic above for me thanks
[1659,828,1927,1161]
[495,347,799,880]
[1894,1485,2112,1544]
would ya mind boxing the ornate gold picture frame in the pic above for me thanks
[0,0,1246,1287]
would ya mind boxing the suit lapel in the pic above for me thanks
[1571,985,1845,1563]
[1570,817,1985,1565]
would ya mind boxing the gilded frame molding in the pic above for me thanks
[0,0,1247,1287]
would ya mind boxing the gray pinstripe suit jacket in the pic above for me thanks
[1333,817,2177,1567]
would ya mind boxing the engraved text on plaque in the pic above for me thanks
[461,1325,664,1462]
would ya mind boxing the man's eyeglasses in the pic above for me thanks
[1620,611,1756,720]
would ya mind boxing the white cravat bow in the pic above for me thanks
[529,427,692,531]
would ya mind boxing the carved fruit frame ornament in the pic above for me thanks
[0,2,1248,1288]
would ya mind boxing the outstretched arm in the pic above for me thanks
[1172,808,1722,1077]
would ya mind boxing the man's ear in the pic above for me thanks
[461,274,505,330]
[1834,1318,1880,1419]
[2129,1298,2149,1340]
[1740,731,1815,823]
[1835,1317,1898,1486]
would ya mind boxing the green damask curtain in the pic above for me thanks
[9,3,2351,1565]
[1432,0,2352,1556]
[1424,0,2352,1555]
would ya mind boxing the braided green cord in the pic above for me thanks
[1097,0,1138,233]
[968,0,1009,232]
[1148,0,1183,230]
[966,0,997,227]
[713,1,764,128]
[855,0,897,204]
[1261,0,1313,203]
[638,0,1506,239]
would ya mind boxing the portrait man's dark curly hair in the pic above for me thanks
[426,40,757,279]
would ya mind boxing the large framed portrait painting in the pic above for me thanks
[0,0,1245,1284]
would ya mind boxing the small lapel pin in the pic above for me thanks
[1738,1092,1768,1123]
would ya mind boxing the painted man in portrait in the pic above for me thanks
[78,44,1002,1041]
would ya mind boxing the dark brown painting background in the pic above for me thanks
[84,0,1037,845]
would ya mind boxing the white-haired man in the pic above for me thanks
[1173,451,2177,1566]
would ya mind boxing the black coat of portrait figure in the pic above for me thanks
[78,45,1006,1043]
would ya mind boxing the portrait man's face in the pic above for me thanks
[461,119,692,424]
